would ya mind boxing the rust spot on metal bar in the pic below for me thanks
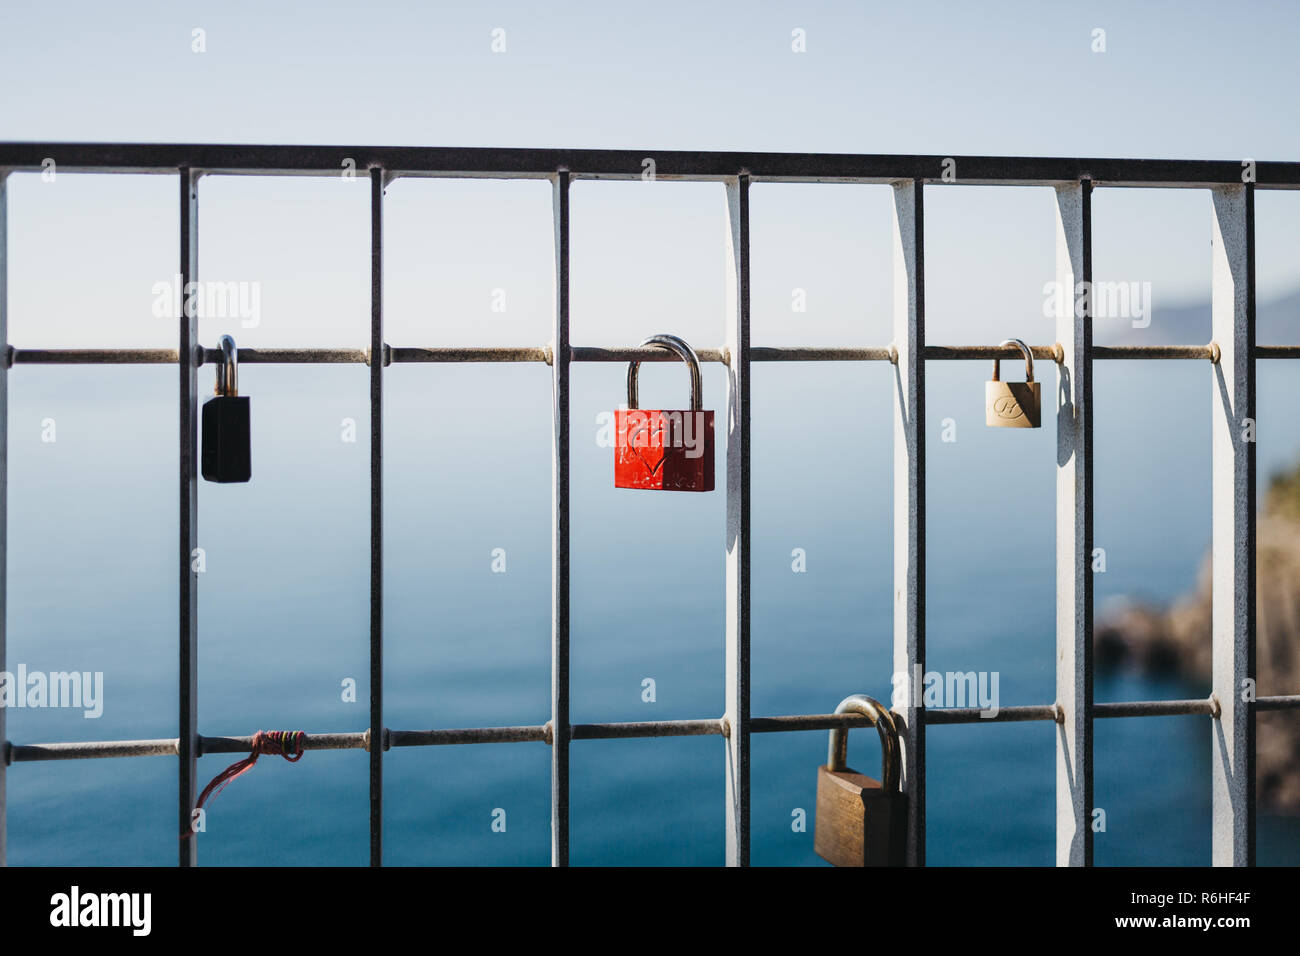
[11,348,181,365]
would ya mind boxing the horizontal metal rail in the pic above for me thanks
[1090,345,1218,361]
[570,346,728,364]
[9,348,179,365]
[202,732,368,755]
[389,346,549,364]
[198,347,370,365]
[749,346,894,362]
[8,342,1283,368]
[924,705,1062,724]
[570,719,724,740]
[1255,346,1300,359]
[3,144,1300,189]
[1255,694,1300,712]
[0,716,820,762]
[925,345,1064,363]
[7,738,180,761]
[1095,698,1218,718]
[10,695,1300,764]
[389,726,547,747]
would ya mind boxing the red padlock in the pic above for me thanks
[615,334,715,492]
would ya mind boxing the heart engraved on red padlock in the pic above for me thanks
[613,334,715,493]
[625,414,668,476]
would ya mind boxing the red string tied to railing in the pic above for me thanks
[181,730,305,840]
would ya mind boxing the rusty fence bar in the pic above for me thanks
[200,347,370,365]
[572,719,723,740]
[11,348,180,365]
[1255,695,1300,712]
[391,346,548,364]
[13,695,1300,765]
[11,739,181,762]
[1095,699,1218,718]
[924,705,1060,725]
[391,727,547,747]
[204,732,370,755]
[4,343,1254,367]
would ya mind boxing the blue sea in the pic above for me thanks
[5,358,1300,866]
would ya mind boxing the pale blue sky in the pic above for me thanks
[3,1,1300,351]
[3,1,1297,157]
[3,1,1299,353]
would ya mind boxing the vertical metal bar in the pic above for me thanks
[178,168,199,867]
[550,169,571,867]
[891,179,925,866]
[0,170,8,866]
[723,174,751,867]
[1054,181,1093,866]
[1210,183,1255,866]
[369,167,384,866]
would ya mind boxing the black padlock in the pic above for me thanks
[201,335,251,483]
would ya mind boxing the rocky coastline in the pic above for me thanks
[1095,466,1300,814]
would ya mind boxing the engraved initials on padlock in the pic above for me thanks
[814,694,907,867]
[986,337,1041,428]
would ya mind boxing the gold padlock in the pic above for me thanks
[814,694,907,867]
[986,337,1040,428]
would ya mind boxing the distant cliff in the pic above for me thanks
[1104,285,1300,347]
[1096,461,1300,813]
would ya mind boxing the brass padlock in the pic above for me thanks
[985,337,1040,428]
[814,693,907,867]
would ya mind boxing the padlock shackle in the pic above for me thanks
[991,337,1033,383]
[626,334,702,411]
[827,693,901,795]
[215,334,238,397]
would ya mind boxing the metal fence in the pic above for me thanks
[1,144,1299,867]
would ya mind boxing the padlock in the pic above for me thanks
[614,334,714,492]
[201,335,251,483]
[986,337,1040,428]
[814,693,907,867]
